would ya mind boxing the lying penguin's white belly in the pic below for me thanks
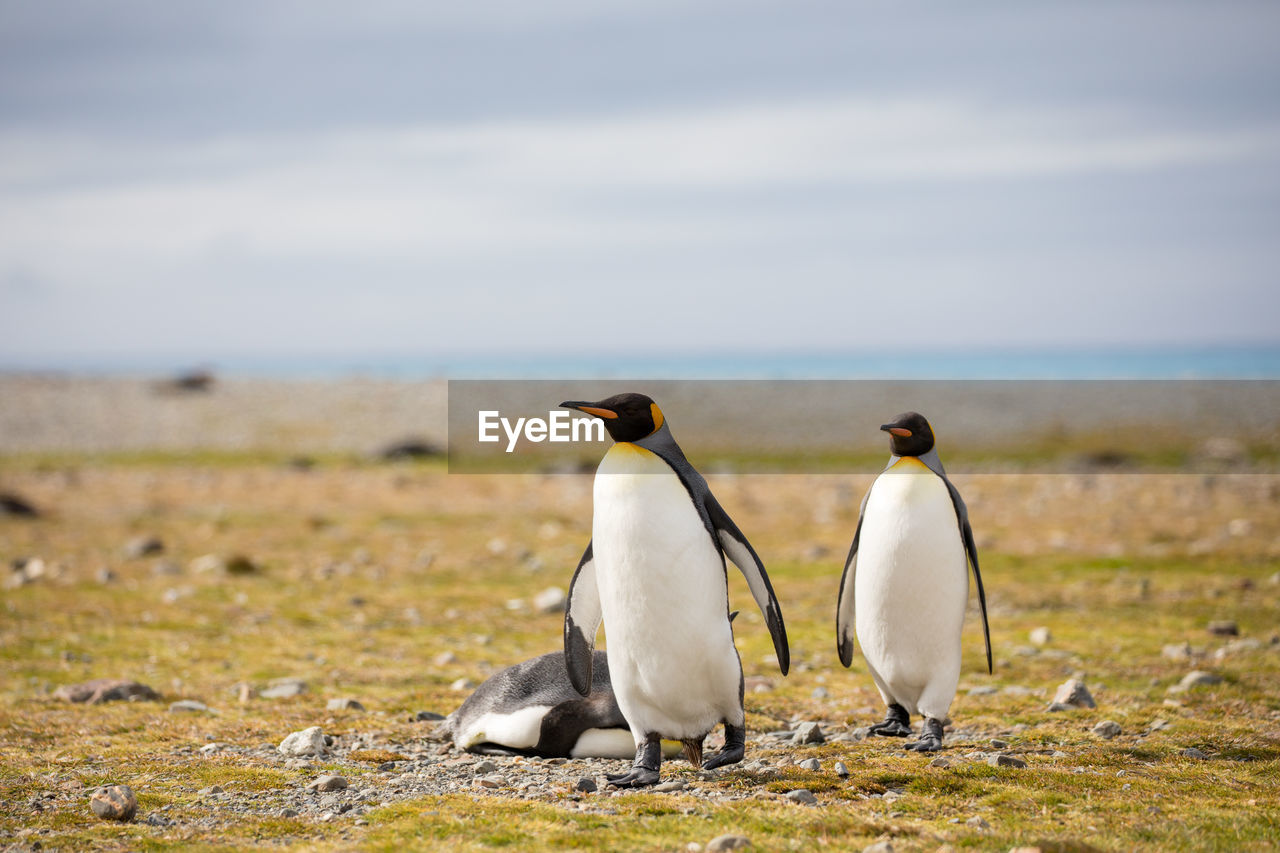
[854,457,967,717]
[593,443,740,740]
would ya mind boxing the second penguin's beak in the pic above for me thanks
[560,401,619,419]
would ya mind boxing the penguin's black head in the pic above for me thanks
[559,393,665,443]
[881,411,935,457]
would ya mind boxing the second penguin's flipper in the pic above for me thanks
[563,542,603,696]
[705,495,790,676]
[835,489,872,668]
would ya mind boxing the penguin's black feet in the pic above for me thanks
[703,723,746,771]
[607,734,662,788]
[605,767,660,787]
[868,703,912,738]
[905,717,944,752]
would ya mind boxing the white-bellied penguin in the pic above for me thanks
[560,393,789,787]
[835,412,991,752]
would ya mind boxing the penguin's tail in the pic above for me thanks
[681,737,703,768]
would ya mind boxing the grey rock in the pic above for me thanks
[575,777,597,793]
[785,789,818,806]
[278,726,328,757]
[990,738,1009,749]
[965,816,991,830]
[124,535,164,559]
[326,697,365,711]
[929,757,951,768]
[968,685,998,696]
[797,758,820,771]
[1092,720,1122,739]
[1162,642,1195,661]
[1046,702,1074,712]
[279,808,300,818]
[1170,670,1223,693]
[706,835,752,852]
[1182,747,1209,759]
[90,785,137,822]
[811,686,830,699]
[1207,620,1239,637]
[533,586,567,613]
[169,700,209,713]
[834,761,849,777]
[476,775,503,789]
[1029,626,1052,646]
[54,678,160,704]
[413,710,447,722]
[862,843,894,853]
[307,774,348,792]
[987,753,1027,768]
[793,721,825,744]
[653,779,687,792]
[473,759,498,774]
[1049,678,1096,709]
[198,785,224,796]
[261,678,307,699]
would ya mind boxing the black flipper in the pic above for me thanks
[563,542,602,695]
[534,692,628,757]
[704,494,790,676]
[835,488,872,668]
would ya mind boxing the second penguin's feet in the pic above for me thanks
[905,717,945,752]
[868,703,912,738]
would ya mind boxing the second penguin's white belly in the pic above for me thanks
[854,457,967,715]
[593,443,741,740]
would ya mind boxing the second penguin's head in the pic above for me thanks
[881,411,935,457]
[560,393,665,443]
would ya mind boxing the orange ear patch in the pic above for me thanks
[649,403,665,432]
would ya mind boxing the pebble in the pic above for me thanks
[169,700,210,713]
[1092,720,1122,739]
[1029,626,1052,646]
[433,651,458,666]
[793,721,825,744]
[990,738,1009,749]
[1170,670,1223,693]
[1162,642,1195,661]
[261,678,307,699]
[862,842,894,853]
[706,835,752,852]
[1207,620,1239,636]
[987,754,1028,768]
[473,760,498,774]
[1182,747,1209,759]
[929,757,951,768]
[811,686,829,699]
[413,710,447,722]
[124,535,164,559]
[1048,678,1096,710]
[785,789,818,806]
[326,697,366,711]
[475,775,503,789]
[797,758,820,771]
[451,678,476,691]
[278,726,328,757]
[834,761,849,777]
[90,785,138,822]
[198,785,224,796]
[965,816,991,830]
[533,586,567,613]
[307,775,348,792]
[653,779,687,792]
[968,685,998,695]
[575,777,597,793]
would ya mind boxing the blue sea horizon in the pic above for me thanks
[4,344,1280,381]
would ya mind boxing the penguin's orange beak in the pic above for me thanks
[881,425,912,437]
[560,401,619,419]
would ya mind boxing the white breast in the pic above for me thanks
[854,456,968,716]
[591,443,741,739]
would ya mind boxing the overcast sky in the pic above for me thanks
[2,1,1278,366]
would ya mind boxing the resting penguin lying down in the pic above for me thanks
[448,650,691,759]
[448,632,746,761]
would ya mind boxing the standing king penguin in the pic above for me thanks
[560,393,789,787]
[835,412,992,752]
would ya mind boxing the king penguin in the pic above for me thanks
[560,393,790,787]
[835,412,991,752]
